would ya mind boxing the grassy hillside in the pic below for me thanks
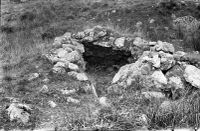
[1,0,200,130]
[1,0,200,65]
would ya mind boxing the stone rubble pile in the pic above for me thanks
[111,38,200,99]
[45,25,200,98]
[45,25,148,81]
[45,32,87,81]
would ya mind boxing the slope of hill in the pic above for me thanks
[1,0,200,130]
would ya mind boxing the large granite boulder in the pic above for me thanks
[112,60,144,87]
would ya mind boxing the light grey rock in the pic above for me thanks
[99,96,111,107]
[60,89,76,95]
[54,62,66,68]
[68,63,79,71]
[76,31,85,39]
[112,61,141,85]
[136,114,148,127]
[84,28,94,35]
[57,50,81,63]
[28,73,39,81]
[76,73,89,81]
[62,45,74,52]
[63,32,71,39]
[71,39,85,53]
[142,52,160,68]
[40,85,49,93]
[57,48,70,58]
[153,41,175,53]
[149,19,155,24]
[82,36,94,42]
[96,30,107,38]
[135,21,143,28]
[0,88,5,94]
[68,71,88,81]
[173,51,186,60]
[44,54,59,63]
[52,66,66,74]
[133,37,149,48]
[140,64,151,75]
[151,70,167,88]
[159,51,175,71]
[53,36,64,46]
[67,97,80,104]
[112,10,116,13]
[142,91,165,99]
[7,103,32,124]
[93,41,112,47]
[165,65,184,78]
[158,100,173,115]
[48,101,57,108]
[114,37,125,48]
[112,51,155,88]
[168,76,184,89]
[184,65,200,88]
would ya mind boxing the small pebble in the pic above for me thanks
[99,96,111,107]
[111,10,116,13]
[42,78,50,84]
[117,19,121,22]
[48,101,57,108]
[40,85,49,93]
[28,73,39,81]
[67,97,80,104]
[164,27,169,30]
[149,19,155,24]
[60,89,76,95]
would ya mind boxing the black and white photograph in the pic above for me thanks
[1,0,200,130]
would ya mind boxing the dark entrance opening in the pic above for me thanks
[82,42,132,73]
